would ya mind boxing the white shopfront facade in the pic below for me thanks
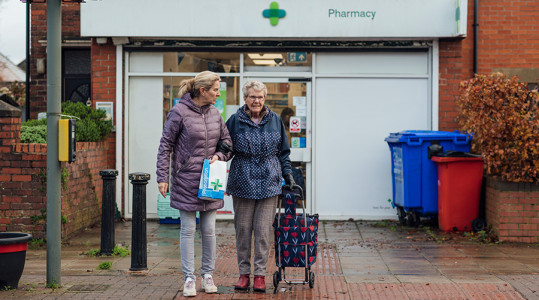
[81,0,467,220]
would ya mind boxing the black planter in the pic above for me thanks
[0,232,33,289]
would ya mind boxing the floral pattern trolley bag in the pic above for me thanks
[272,186,318,292]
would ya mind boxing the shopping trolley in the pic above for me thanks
[272,185,318,293]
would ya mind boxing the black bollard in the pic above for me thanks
[99,169,118,256]
[129,172,150,271]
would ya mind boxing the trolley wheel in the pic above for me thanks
[406,211,420,227]
[397,207,406,225]
[308,272,315,288]
[273,271,280,288]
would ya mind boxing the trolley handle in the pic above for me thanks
[282,185,304,201]
[277,185,305,228]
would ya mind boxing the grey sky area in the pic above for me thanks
[0,0,27,65]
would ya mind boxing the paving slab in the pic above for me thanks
[0,220,537,299]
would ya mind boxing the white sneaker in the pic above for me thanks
[183,278,196,297]
[201,274,218,293]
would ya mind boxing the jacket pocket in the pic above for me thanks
[176,157,192,174]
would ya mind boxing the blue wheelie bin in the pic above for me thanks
[385,130,472,226]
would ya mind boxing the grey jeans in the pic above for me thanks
[233,195,278,276]
[179,209,217,281]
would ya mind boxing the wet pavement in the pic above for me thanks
[1,220,538,299]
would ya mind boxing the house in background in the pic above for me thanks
[0,52,25,89]
[0,52,26,120]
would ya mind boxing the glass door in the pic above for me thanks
[243,78,312,212]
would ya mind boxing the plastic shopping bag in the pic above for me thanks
[197,159,228,201]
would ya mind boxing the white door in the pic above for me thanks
[314,51,431,219]
[243,78,313,212]
[127,52,164,218]
[128,77,162,217]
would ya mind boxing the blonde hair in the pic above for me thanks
[179,71,220,98]
[242,80,267,98]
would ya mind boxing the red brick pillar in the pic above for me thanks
[0,101,22,153]
[91,39,117,169]
[0,101,22,231]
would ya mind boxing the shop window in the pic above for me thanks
[162,75,240,126]
[163,52,240,73]
[244,52,312,71]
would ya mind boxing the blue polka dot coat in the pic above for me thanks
[225,105,292,200]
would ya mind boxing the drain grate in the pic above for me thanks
[68,284,110,292]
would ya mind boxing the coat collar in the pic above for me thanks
[238,104,271,126]
[180,92,210,114]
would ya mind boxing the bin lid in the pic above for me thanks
[431,156,483,163]
[385,130,472,145]
[434,150,481,158]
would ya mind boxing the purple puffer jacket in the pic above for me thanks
[156,93,232,212]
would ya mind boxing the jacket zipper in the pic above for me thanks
[202,113,207,212]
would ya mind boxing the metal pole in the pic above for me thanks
[25,0,30,121]
[129,172,149,271]
[100,169,118,255]
[46,0,62,286]
[473,0,479,75]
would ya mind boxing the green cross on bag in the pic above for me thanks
[210,179,222,191]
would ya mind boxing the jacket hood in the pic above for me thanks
[180,92,210,114]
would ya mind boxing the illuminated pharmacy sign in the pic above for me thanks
[81,0,467,38]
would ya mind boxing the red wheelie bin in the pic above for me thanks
[431,152,484,231]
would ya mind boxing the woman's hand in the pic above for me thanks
[209,154,219,164]
[158,182,168,198]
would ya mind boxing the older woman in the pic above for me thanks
[156,71,232,297]
[226,80,297,292]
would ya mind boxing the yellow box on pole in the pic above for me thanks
[58,119,76,162]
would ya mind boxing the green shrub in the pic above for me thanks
[76,118,102,141]
[20,102,113,143]
[98,262,112,270]
[22,118,47,127]
[62,102,113,142]
[113,245,131,257]
[20,125,47,143]
[82,249,101,257]
[28,238,46,249]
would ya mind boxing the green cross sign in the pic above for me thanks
[263,2,286,26]
[210,179,223,191]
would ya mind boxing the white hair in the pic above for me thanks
[242,80,267,98]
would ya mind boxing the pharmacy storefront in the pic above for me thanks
[81,0,467,220]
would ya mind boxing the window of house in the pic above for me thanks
[63,49,91,103]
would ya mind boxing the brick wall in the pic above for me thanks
[29,3,47,119]
[0,105,110,240]
[60,141,108,239]
[438,0,539,131]
[486,177,539,243]
[29,3,82,119]
[91,39,116,104]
